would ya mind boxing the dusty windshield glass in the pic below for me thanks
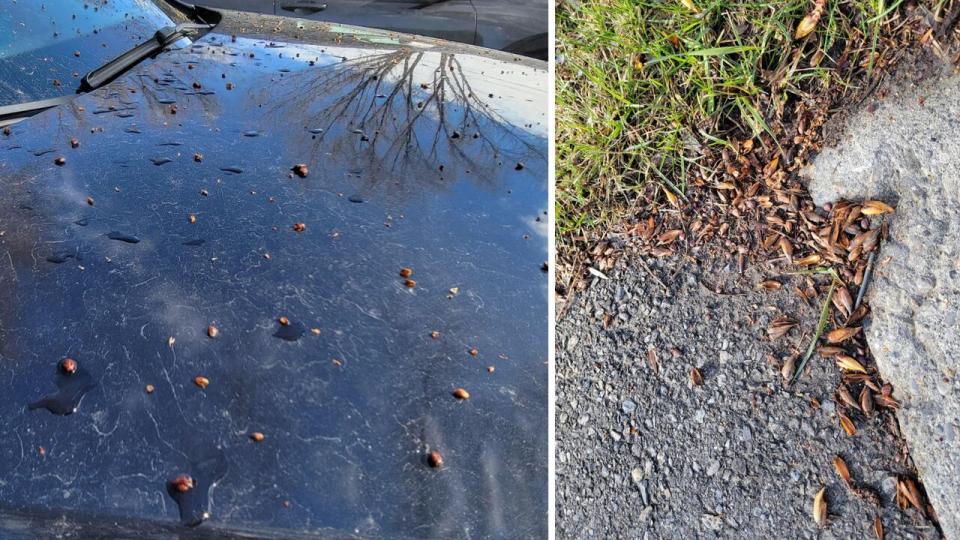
[0,0,174,106]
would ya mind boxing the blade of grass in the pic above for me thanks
[790,270,840,385]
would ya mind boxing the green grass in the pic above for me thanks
[556,0,926,252]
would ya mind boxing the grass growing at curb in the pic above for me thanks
[790,267,839,384]
[556,0,923,257]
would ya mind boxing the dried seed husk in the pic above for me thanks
[657,229,683,245]
[874,394,901,410]
[647,348,659,375]
[813,487,828,526]
[833,286,853,318]
[795,254,822,266]
[833,456,851,484]
[689,367,703,387]
[836,355,867,373]
[839,412,856,436]
[768,316,798,339]
[827,326,861,343]
[860,386,875,417]
[781,355,797,382]
[898,478,924,513]
[759,279,782,291]
[817,345,845,357]
[861,200,894,215]
[836,385,861,411]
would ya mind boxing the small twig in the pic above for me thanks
[855,251,876,310]
[637,257,668,291]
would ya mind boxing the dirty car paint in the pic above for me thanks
[0,32,547,537]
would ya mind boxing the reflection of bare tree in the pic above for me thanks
[270,49,544,191]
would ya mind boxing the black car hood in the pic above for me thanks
[0,19,547,539]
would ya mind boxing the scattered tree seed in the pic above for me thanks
[292,222,306,232]
[60,358,77,374]
[207,325,219,338]
[70,137,79,148]
[172,474,194,493]
[194,376,210,389]
[404,279,416,288]
[427,450,443,468]
[278,316,290,326]
[292,163,309,177]
[452,388,470,400]
[399,267,413,278]
[469,347,478,357]
[430,330,440,339]
[145,384,155,394]
[54,156,66,166]
[250,432,265,442]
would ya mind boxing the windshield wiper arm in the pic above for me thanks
[78,23,212,93]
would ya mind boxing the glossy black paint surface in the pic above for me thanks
[194,0,548,59]
[0,30,547,538]
[0,0,179,106]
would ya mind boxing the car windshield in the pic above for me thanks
[0,0,176,106]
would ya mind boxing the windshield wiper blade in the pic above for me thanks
[0,96,74,128]
[78,23,212,93]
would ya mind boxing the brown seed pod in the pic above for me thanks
[207,325,219,338]
[426,450,443,468]
[451,388,470,400]
[292,222,306,232]
[194,375,210,389]
[812,487,827,527]
[689,367,704,387]
[838,412,856,436]
[250,432,265,442]
[860,386,875,417]
[832,455,851,484]
[292,163,309,177]
[145,384,155,394]
[399,267,413,278]
[172,474,194,493]
[54,156,66,166]
[827,326,861,343]
[60,358,77,374]
[404,279,416,288]
[70,137,79,148]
